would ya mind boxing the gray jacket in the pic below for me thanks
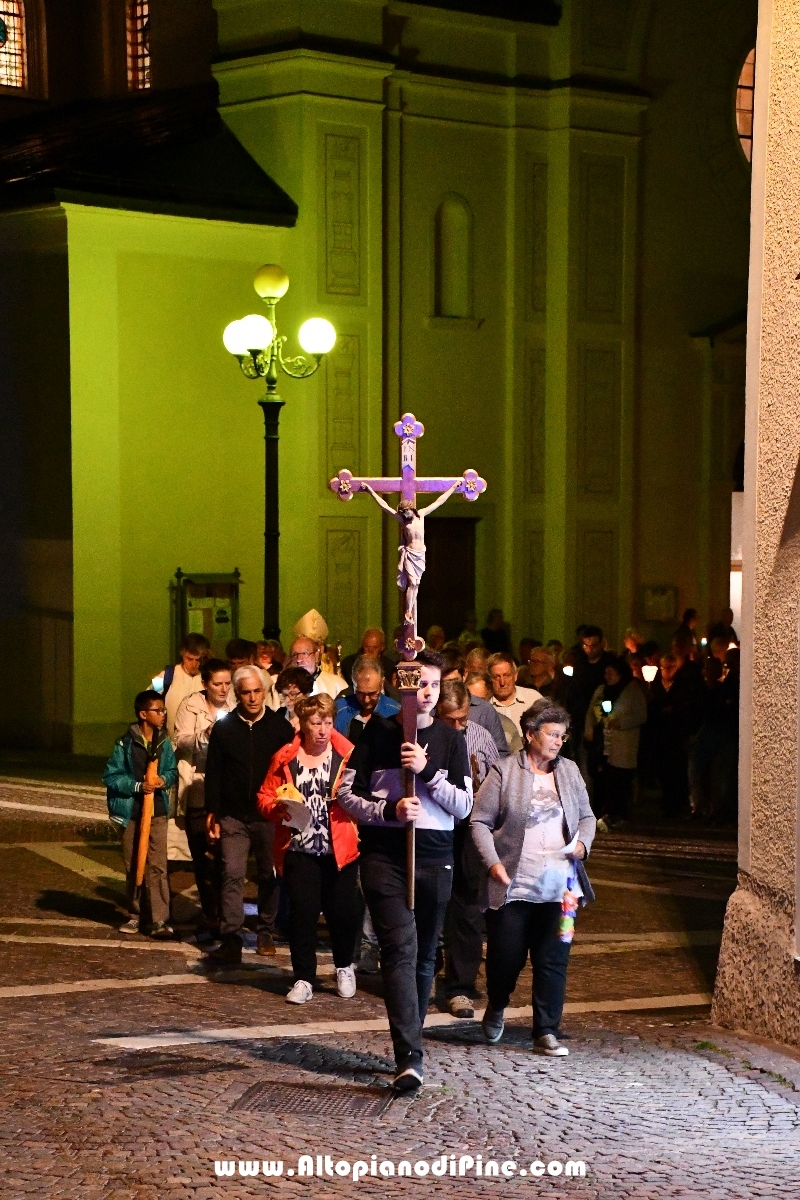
[584,680,647,771]
[470,752,597,911]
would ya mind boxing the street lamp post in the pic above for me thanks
[223,264,336,641]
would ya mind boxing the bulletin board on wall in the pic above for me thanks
[170,569,241,661]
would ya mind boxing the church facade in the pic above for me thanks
[0,0,754,752]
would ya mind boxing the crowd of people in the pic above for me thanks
[426,604,739,833]
[101,603,738,1091]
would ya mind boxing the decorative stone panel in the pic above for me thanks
[325,134,362,298]
[578,155,625,322]
[325,333,361,482]
[576,342,621,496]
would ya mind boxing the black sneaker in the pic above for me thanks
[481,1006,505,1044]
[149,922,175,940]
[392,1067,423,1093]
[204,936,242,967]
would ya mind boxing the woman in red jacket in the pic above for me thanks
[258,693,360,1005]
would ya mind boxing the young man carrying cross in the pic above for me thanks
[337,650,472,1093]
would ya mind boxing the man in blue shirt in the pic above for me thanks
[334,656,400,744]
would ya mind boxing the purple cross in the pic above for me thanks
[330,412,487,509]
[329,412,487,909]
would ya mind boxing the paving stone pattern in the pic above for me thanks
[0,801,795,1198]
[2,996,799,1199]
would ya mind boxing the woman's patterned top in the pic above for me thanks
[290,748,333,856]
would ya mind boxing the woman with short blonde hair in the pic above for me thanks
[295,692,337,724]
[258,690,360,1005]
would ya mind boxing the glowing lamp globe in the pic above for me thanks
[254,264,290,299]
[601,700,613,714]
[298,317,337,355]
[642,665,658,683]
[562,665,574,678]
[223,320,249,356]
[237,313,274,351]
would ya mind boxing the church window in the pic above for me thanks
[434,195,474,319]
[127,0,151,90]
[736,49,756,163]
[0,1,27,90]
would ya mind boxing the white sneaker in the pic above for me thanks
[534,1034,569,1057]
[286,979,313,1005]
[336,965,357,999]
[119,918,140,935]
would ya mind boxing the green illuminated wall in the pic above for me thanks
[0,0,756,753]
[66,206,301,753]
[213,0,754,651]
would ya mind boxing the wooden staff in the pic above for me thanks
[135,743,160,887]
[396,655,421,910]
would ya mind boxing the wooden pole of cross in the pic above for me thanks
[330,412,487,907]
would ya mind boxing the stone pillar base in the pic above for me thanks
[712,873,800,1047]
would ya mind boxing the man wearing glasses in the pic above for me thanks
[104,690,178,939]
[334,656,400,744]
[289,636,348,699]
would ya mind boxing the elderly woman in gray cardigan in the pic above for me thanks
[470,699,596,1057]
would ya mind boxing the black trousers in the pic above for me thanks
[595,764,635,824]
[219,815,278,940]
[443,825,483,998]
[360,852,453,1071]
[485,901,572,1038]
[185,809,221,924]
[283,851,361,984]
[656,735,689,815]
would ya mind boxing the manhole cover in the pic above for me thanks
[232,1080,394,1119]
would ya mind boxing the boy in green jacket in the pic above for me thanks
[104,690,178,938]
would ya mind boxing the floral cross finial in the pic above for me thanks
[394,413,425,440]
[330,468,355,500]
[459,469,487,502]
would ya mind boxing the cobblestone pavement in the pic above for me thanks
[0,790,798,1199]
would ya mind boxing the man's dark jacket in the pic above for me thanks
[568,650,616,734]
[204,707,293,822]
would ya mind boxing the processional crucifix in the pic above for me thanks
[330,412,487,905]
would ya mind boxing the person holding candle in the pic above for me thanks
[470,699,595,1057]
[584,656,647,831]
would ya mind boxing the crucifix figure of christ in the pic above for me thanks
[330,412,487,905]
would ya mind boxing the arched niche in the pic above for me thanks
[434,194,473,319]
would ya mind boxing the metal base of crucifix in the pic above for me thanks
[330,412,487,907]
